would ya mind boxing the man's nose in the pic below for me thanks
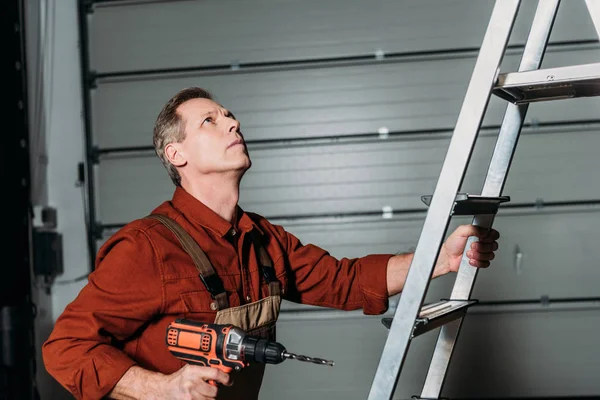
[227,117,240,133]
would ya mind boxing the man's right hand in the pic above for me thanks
[155,364,232,399]
[109,364,232,400]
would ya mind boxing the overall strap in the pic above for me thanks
[145,214,229,311]
[249,230,281,297]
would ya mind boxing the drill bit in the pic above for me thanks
[283,352,335,366]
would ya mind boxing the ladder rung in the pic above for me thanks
[382,300,477,338]
[493,62,600,104]
[409,398,450,400]
[421,193,510,216]
[409,397,450,400]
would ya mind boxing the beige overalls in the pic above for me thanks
[148,214,281,400]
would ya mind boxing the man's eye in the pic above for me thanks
[204,117,213,124]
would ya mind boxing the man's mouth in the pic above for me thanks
[228,139,244,149]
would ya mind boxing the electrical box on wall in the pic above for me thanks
[32,229,63,281]
[32,206,63,284]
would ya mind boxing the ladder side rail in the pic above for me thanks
[366,2,521,399]
[420,1,561,398]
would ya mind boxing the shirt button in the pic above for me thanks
[246,295,252,302]
[230,229,237,236]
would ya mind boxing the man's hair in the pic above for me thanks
[153,87,213,186]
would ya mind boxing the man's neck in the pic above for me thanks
[181,173,240,224]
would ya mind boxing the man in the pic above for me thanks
[43,87,499,400]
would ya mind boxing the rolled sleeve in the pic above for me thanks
[356,254,393,315]
[61,348,137,400]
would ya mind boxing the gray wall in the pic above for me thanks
[25,0,90,399]
[32,0,600,399]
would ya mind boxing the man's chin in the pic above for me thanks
[239,156,252,170]
[239,162,251,176]
[231,160,251,175]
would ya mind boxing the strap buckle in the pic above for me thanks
[261,265,278,284]
[199,273,226,299]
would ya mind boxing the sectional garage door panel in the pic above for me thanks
[88,0,598,73]
[92,47,600,148]
[280,208,600,301]
[261,308,600,399]
[92,59,472,148]
[97,127,600,224]
[91,56,481,148]
[242,127,600,216]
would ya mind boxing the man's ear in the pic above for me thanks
[165,143,186,167]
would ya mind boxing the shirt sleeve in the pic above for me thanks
[276,226,392,315]
[42,228,164,400]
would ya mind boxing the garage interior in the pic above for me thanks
[3,0,600,399]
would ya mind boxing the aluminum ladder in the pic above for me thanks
[367,1,600,399]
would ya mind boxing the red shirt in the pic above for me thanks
[42,187,391,399]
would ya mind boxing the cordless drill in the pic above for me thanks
[166,319,334,383]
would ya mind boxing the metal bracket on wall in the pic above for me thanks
[91,222,105,240]
[83,0,95,14]
[90,146,101,164]
[87,70,98,89]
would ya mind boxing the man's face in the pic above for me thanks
[172,98,251,177]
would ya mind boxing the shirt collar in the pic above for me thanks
[237,207,264,236]
[171,186,263,237]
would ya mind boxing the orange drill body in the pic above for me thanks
[166,319,247,375]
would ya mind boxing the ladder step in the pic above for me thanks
[493,62,600,104]
[408,398,450,400]
[421,193,510,216]
[382,300,477,338]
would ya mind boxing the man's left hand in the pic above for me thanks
[434,225,500,277]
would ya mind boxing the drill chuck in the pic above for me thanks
[241,336,287,364]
